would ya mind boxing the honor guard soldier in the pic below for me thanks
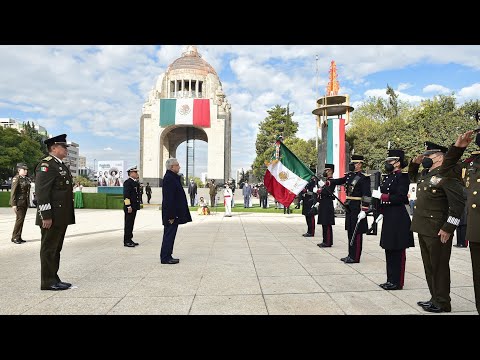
[409,141,465,313]
[301,174,318,237]
[123,165,141,247]
[329,155,372,263]
[374,149,414,291]
[439,127,480,314]
[10,163,31,244]
[317,164,336,247]
[35,134,75,291]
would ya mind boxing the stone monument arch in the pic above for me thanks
[140,45,232,186]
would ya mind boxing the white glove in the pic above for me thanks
[357,210,367,221]
[318,179,325,187]
[314,202,320,208]
[375,214,384,223]
[372,187,382,199]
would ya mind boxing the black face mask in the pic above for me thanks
[476,133,480,147]
[384,163,394,173]
[348,163,355,172]
[422,157,433,169]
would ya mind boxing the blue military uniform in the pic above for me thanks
[123,166,141,247]
[317,164,336,247]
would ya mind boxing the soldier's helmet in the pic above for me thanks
[423,141,448,155]
[324,163,335,172]
[351,155,365,163]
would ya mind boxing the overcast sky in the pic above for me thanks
[1,45,479,178]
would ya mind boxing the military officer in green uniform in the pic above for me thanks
[439,127,480,314]
[409,141,465,313]
[35,134,75,291]
[9,163,31,244]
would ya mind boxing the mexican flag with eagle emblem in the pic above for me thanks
[264,138,314,207]
[159,98,211,127]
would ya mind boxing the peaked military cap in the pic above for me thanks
[16,162,28,170]
[351,155,365,162]
[423,141,448,155]
[127,165,139,173]
[386,149,407,168]
[44,134,69,147]
[324,163,335,171]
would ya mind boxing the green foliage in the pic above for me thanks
[0,127,44,183]
[252,104,299,179]
[22,121,48,156]
[347,94,480,170]
[0,192,10,207]
[73,175,96,187]
[283,137,318,169]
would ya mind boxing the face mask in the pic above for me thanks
[348,163,355,172]
[422,157,433,169]
[476,133,480,147]
[384,163,394,173]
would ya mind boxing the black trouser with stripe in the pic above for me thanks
[385,249,406,288]
[305,215,315,236]
[124,208,137,244]
[347,229,363,262]
[322,225,333,246]
[40,225,68,288]
[470,242,480,314]
[418,234,453,311]
[456,225,468,247]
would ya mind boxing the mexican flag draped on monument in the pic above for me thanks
[263,138,314,207]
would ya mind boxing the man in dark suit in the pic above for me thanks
[317,164,336,247]
[123,166,141,247]
[145,182,152,204]
[161,158,192,264]
[188,179,197,207]
[329,155,372,263]
[35,134,75,291]
[10,162,31,244]
[375,149,414,291]
[409,141,465,313]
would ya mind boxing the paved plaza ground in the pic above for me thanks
[0,206,477,315]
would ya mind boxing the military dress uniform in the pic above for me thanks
[440,143,480,314]
[35,134,75,290]
[301,178,318,237]
[377,150,414,291]
[123,166,141,247]
[9,163,31,244]
[329,155,371,263]
[409,142,465,312]
[317,164,336,247]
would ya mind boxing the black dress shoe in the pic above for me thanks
[340,257,348,262]
[421,303,450,313]
[317,243,331,248]
[382,283,402,290]
[379,282,391,289]
[59,282,72,288]
[344,257,359,264]
[302,233,313,237]
[132,241,139,246]
[41,282,71,291]
[161,258,180,264]
[124,242,136,247]
[417,300,432,307]
[12,239,23,244]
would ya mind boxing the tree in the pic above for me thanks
[73,175,95,187]
[386,84,399,119]
[22,121,48,156]
[0,127,44,182]
[188,176,204,188]
[252,104,299,179]
[283,137,318,170]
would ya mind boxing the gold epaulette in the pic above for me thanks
[124,198,131,206]
[42,156,53,161]
[472,151,480,155]
[363,173,372,176]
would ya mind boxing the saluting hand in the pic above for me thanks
[42,219,53,229]
[454,130,475,148]
[438,229,451,243]
[412,154,424,164]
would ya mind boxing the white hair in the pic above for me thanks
[165,158,179,170]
